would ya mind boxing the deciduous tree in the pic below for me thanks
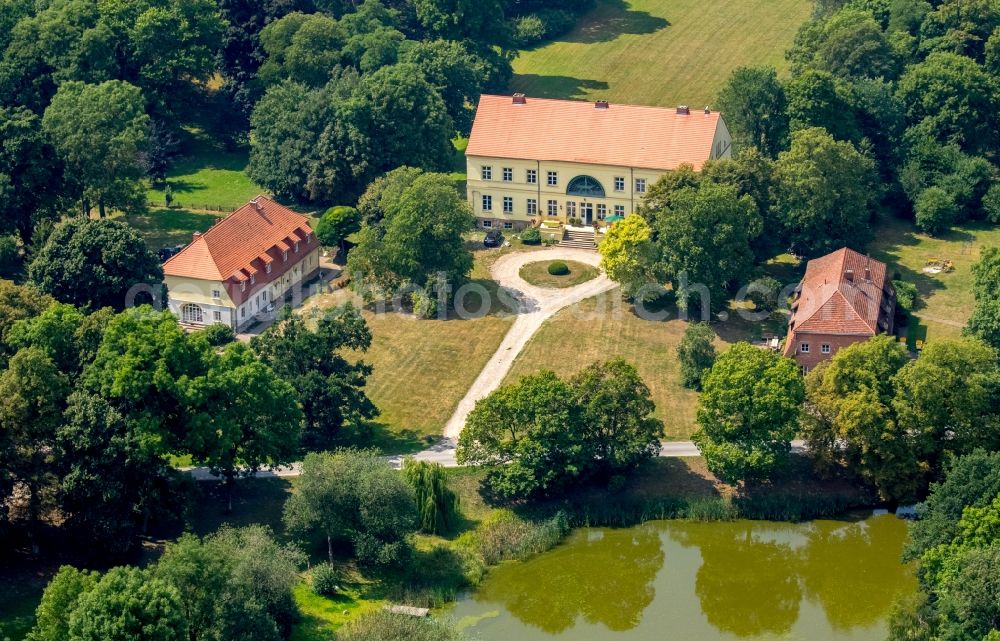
[598,215,663,300]
[41,81,150,217]
[28,218,163,311]
[716,66,790,157]
[677,322,717,390]
[693,343,804,483]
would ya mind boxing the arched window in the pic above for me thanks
[181,304,204,324]
[566,175,605,198]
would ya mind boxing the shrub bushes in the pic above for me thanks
[512,9,578,47]
[520,227,541,245]
[336,610,468,641]
[461,509,570,565]
[547,260,570,276]
[311,562,340,596]
[201,323,236,346]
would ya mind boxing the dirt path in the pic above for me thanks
[441,247,616,439]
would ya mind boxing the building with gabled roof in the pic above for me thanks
[783,247,896,372]
[464,94,731,233]
[163,195,320,330]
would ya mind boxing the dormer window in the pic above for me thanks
[306,232,312,243]
[283,250,288,262]
[250,274,256,285]
[266,263,272,274]
[294,241,300,253]
[240,281,246,292]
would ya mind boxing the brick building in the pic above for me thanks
[783,248,896,372]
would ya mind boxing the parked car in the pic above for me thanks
[484,230,504,247]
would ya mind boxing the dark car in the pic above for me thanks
[484,230,504,247]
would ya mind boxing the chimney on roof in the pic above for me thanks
[595,100,609,109]
[512,93,527,105]
[193,231,202,240]
[677,105,690,115]
[864,266,872,282]
[704,106,711,114]
[845,269,855,283]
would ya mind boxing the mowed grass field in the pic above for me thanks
[503,291,736,440]
[869,218,1000,344]
[511,0,813,108]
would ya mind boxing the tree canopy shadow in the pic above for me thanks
[510,74,610,101]
[560,0,670,44]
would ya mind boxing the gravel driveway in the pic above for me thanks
[442,247,616,439]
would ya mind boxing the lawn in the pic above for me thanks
[147,132,266,212]
[503,290,740,440]
[868,217,1000,344]
[122,208,222,250]
[519,260,599,288]
[510,0,812,108]
[300,248,519,452]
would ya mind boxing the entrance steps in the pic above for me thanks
[559,228,596,250]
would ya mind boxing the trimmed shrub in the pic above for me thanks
[520,227,541,245]
[311,562,340,597]
[547,261,570,276]
[201,323,235,346]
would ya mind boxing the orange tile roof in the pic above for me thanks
[787,248,893,339]
[163,196,314,283]
[466,95,725,171]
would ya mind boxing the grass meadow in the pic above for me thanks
[510,0,813,108]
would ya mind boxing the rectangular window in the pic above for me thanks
[240,281,246,292]
[596,204,607,220]
[283,250,288,262]
[800,343,810,353]
[211,289,221,298]
[482,195,492,211]
[265,263,272,274]
[482,219,493,228]
[614,204,625,217]
[503,196,513,213]
[526,169,537,184]
[481,166,492,180]
[547,200,558,216]
[526,198,537,215]
[547,171,558,186]
[566,201,576,217]
[294,241,300,253]
[503,221,513,229]
[614,176,625,191]
[635,178,647,193]
[502,167,513,182]
[213,311,222,322]
[821,344,831,354]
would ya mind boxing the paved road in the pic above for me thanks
[186,439,809,481]
[442,247,616,438]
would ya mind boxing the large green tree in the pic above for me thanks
[896,51,998,154]
[25,566,98,641]
[597,214,664,300]
[251,305,376,450]
[347,172,474,306]
[283,450,417,566]
[693,343,804,483]
[457,370,588,498]
[41,81,150,217]
[716,66,790,157]
[28,218,163,311]
[67,567,185,641]
[0,107,62,245]
[772,127,878,257]
[787,7,899,79]
[651,182,761,316]
[0,347,70,551]
[569,358,663,476]
[802,335,920,500]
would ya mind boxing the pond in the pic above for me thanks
[450,514,915,641]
